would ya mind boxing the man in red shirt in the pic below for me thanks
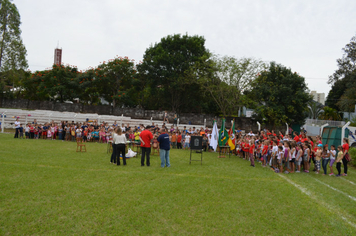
[139,125,153,166]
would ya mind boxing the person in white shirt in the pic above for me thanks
[270,140,278,168]
[121,123,126,132]
[112,127,127,166]
[184,133,191,149]
[25,124,30,139]
[14,118,20,138]
[277,146,284,173]
[329,145,337,176]
[76,127,82,138]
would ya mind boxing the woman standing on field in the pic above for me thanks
[342,138,350,176]
[113,127,127,166]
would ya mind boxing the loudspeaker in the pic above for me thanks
[190,136,202,150]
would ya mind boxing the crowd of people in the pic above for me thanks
[235,130,351,177]
[13,118,352,176]
[13,118,210,168]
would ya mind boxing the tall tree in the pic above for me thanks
[335,71,356,112]
[325,77,349,110]
[328,34,356,85]
[0,0,27,70]
[137,34,211,112]
[200,55,266,117]
[0,0,28,98]
[96,56,137,108]
[326,34,356,111]
[250,62,311,126]
[22,64,80,102]
[308,100,324,119]
[318,106,341,121]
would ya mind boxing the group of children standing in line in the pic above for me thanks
[235,130,351,177]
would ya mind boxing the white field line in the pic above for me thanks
[278,174,311,196]
[278,174,356,229]
[340,178,356,186]
[311,177,356,202]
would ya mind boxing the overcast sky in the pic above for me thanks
[15,0,356,96]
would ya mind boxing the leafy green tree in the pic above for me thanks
[250,62,311,126]
[328,34,356,85]
[326,77,349,110]
[96,57,137,108]
[200,55,266,117]
[77,68,101,105]
[335,73,356,112]
[308,101,324,119]
[318,106,341,121]
[0,0,28,97]
[23,64,80,102]
[326,34,356,111]
[137,34,211,112]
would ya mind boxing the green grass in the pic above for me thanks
[1,134,356,235]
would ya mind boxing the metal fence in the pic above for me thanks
[304,119,345,127]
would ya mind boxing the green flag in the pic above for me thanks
[218,118,229,146]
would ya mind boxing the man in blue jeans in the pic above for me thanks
[157,128,171,168]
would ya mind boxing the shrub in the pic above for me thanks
[349,147,356,166]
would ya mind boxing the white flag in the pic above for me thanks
[211,121,218,151]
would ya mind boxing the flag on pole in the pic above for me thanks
[227,119,235,150]
[211,120,218,151]
[218,118,229,147]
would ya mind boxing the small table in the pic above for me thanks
[190,149,203,165]
[218,146,231,158]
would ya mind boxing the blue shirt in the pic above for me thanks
[157,133,170,150]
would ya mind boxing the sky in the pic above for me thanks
[14,0,356,97]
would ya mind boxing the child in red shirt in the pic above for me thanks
[249,139,255,167]
[244,140,250,160]
[262,140,269,167]
[177,132,182,149]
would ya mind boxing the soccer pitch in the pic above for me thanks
[1,134,356,235]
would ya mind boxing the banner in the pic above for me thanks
[218,118,229,147]
[227,119,235,150]
[211,120,218,151]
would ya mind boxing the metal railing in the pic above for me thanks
[305,119,345,127]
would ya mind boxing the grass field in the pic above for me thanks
[1,133,356,235]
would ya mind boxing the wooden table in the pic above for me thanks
[218,146,231,158]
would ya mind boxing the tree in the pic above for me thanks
[250,62,311,126]
[23,64,80,102]
[328,34,356,85]
[96,56,137,108]
[0,0,28,98]
[308,101,324,119]
[77,68,101,105]
[0,1,27,69]
[201,55,266,117]
[326,34,356,111]
[137,34,211,112]
[334,71,356,112]
[325,77,349,110]
[318,106,341,121]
